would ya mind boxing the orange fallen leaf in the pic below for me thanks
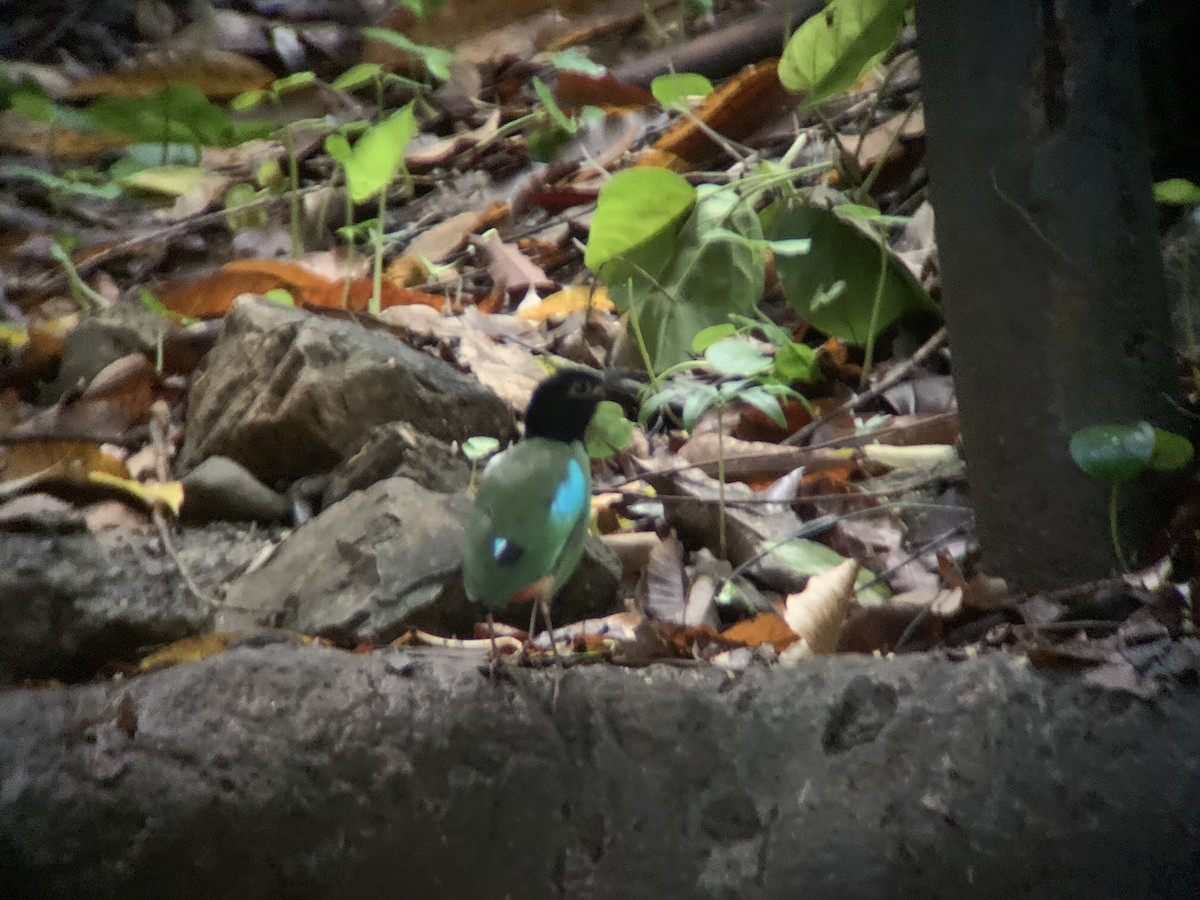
[644,60,792,168]
[159,258,449,318]
[722,612,800,653]
[554,71,656,110]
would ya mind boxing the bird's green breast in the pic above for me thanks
[463,438,592,610]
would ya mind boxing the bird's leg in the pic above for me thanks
[516,601,538,665]
[539,596,565,666]
[486,612,503,682]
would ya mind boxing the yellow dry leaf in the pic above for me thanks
[88,472,184,516]
[118,165,216,198]
[860,442,959,471]
[516,285,614,321]
[139,632,239,672]
[0,322,28,348]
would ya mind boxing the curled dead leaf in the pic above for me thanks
[783,559,860,656]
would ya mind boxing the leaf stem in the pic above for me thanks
[371,187,385,316]
[1109,483,1130,571]
[717,402,727,559]
[859,230,889,388]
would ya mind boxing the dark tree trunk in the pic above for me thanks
[915,0,1188,589]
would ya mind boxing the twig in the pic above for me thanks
[152,509,217,613]
[19,182,332,295]
[605,409,959,492]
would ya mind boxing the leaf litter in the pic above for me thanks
[1,0,1192,687]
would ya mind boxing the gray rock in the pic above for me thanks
[45,302,172,403]
[1,645,1198,899]
[180,456,290,523]
[219,477,472,642]
[322,421,470,505]
[217,477,622,643]
[0,525,270,683]
[554,534,623,625]
[177,298,516,486]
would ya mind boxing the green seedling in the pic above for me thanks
[361,28,455,83]
[650,73,714,110]
[639,331,808,557]
[1154,179,1200,205]
[138,289,200,373]
[91,82,268,158]
[233,72,320,258]
[0,164,121,205]
[49,243,107,313]
[778,0,910,106]
[324,102,417,315]
[400,0,447,19]
[462,436,501,492]
[263,288,296,306]
[524,76,603,162]
[1069,421,1194,569]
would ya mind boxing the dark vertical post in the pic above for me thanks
[914,0,1186,588]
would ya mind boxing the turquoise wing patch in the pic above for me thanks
[549,459,587,529]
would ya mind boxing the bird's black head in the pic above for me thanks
[524,369,604,443]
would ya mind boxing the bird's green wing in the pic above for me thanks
[463,438,591,610]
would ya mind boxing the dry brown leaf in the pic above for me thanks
[554,71,656,109]
[406,110,501,169]
[401,211,480,268]
[860,442,959,471]
[838,600,941,654]
[601,530,661,580]
[456,327,548,411]
[473,231,554,295]
[0,110,131,158]
[8,353,156,440]
[961,573,1011,610]
[0,439,129,483]
[677,432,857,483]
[82,499,150,532]
[0,492,78,528]
[159,259,447,318]
[782,559,860,657]
[645,60,792,168]
[69,50,274,100]
[837,108,925,172]
[890,586,963,618]
[637,530,687,624]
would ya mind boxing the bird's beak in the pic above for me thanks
[601,368,643,418]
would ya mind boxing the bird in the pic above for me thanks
[462,368,605,663]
